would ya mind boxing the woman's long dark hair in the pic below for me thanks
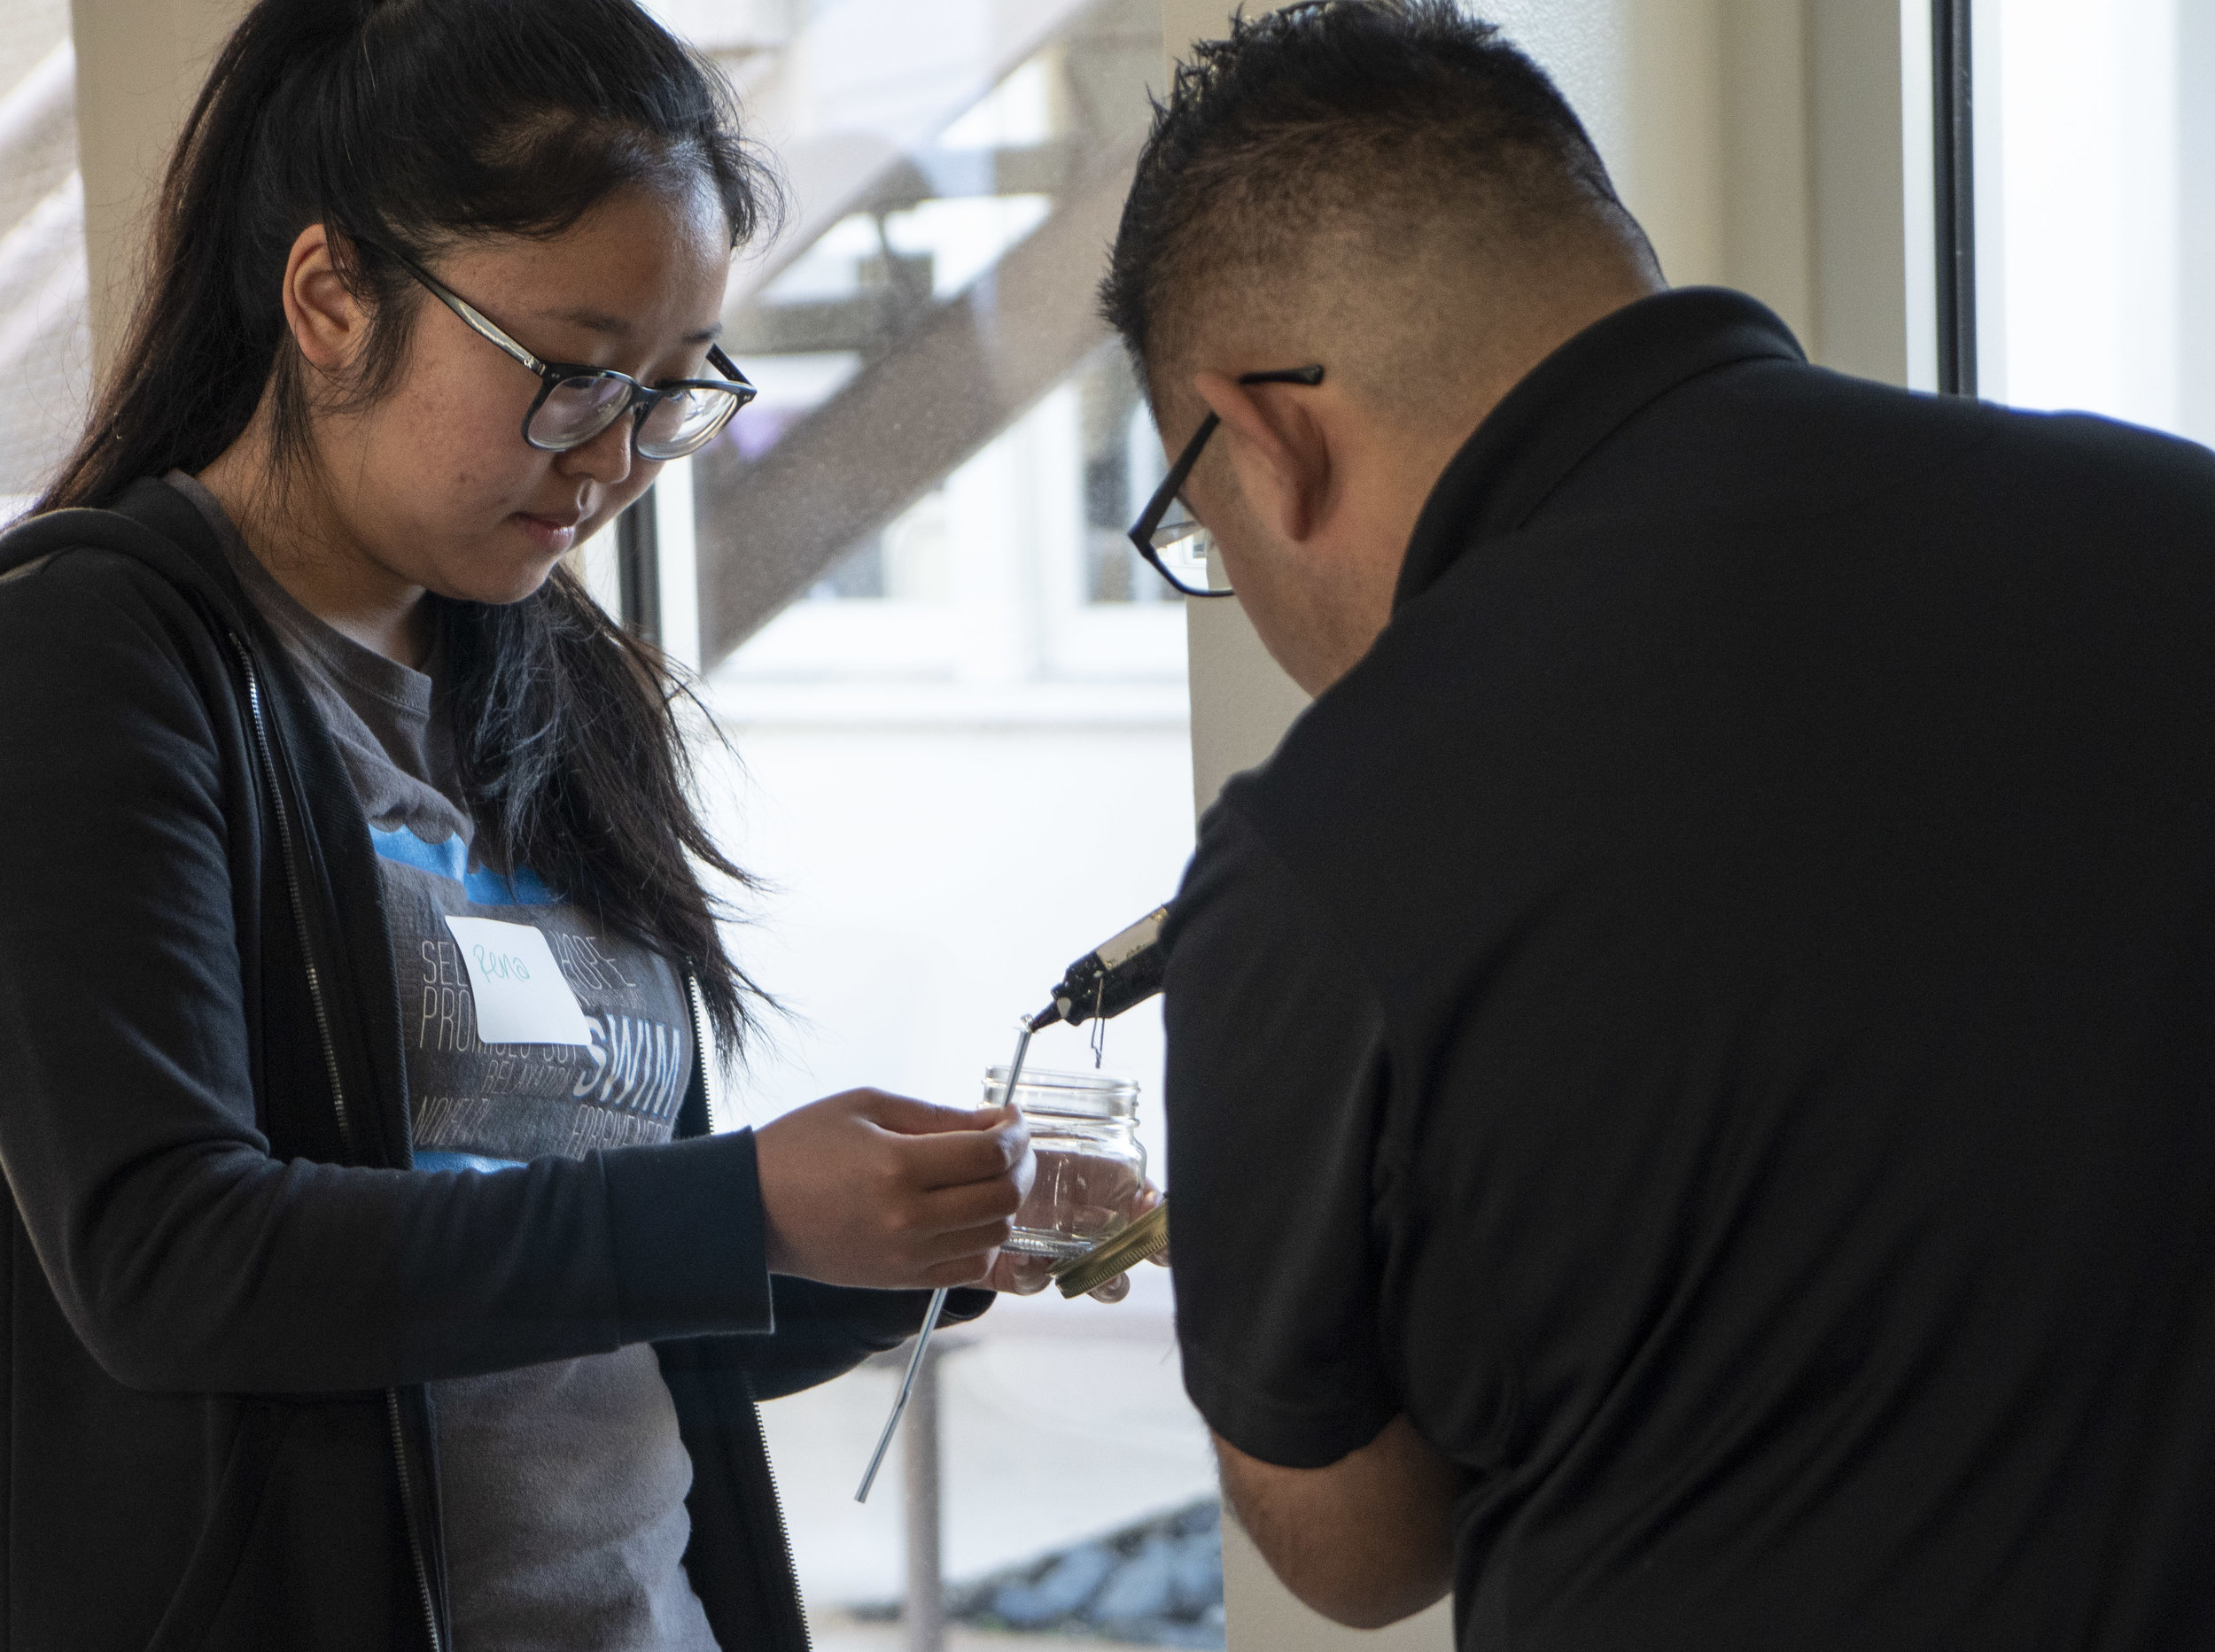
[37,0,779,1055]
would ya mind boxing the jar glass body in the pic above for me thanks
[985,1066,1145,1260]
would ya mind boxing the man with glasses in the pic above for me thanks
[1108,5,2215,1648]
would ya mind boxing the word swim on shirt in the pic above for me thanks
[371,824,695,1168]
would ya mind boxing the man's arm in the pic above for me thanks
[1215,1413,1460,1629]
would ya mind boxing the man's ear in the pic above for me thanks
[280,223,371,378]
[1193,369,1331,543]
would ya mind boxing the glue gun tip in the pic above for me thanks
[1028,1004,1062,1031]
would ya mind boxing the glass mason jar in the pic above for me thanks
[985,1065,1146,1260]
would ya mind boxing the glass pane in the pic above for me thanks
[1084,349,1179,604]
[653,2,1217,1647]
[808,536,887,600]
[1977,0,2215,447]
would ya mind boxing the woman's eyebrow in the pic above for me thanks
[535,306,723,345]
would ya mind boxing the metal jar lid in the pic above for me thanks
[1048,1200,1170,1298]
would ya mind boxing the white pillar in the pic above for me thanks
[1808,0,1939,390]
[655,456,703,674]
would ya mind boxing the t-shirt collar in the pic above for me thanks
[1392,287,1807,610]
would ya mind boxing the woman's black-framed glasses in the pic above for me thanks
[1127,364,1325,597]
[382,247,758,461]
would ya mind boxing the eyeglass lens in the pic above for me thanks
[526,376,742,460]
[636,386,738,460]
[1148,510,1233,595]
[531,376,633,450]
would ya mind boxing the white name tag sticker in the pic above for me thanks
[442,916,594,1047]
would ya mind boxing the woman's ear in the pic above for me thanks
[1193,369,1332,544]
[280,223,371,377]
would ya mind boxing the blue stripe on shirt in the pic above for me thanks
[414,1150,527,1175]
[369,825,561,906]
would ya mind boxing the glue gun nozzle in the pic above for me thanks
[1027,1004,1062,1032]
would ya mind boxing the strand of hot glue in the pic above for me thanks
[855,1018,1035,1502]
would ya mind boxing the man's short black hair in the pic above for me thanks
[1101,1,1646,382]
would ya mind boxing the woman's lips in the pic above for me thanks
[513,511,582,553]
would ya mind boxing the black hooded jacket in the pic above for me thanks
[0,477,983,1651]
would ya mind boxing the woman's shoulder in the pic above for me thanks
[0,531,244,751]
[0,534,209,652]
[1,485,243,648]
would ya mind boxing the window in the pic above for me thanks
[1976,0,2215,446]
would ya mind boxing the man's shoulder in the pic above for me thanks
[1168,794,1297,943]
[1219,376,2215,921]
[1719,360,2215,527]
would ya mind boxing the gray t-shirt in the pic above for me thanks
[169,474,719,1652]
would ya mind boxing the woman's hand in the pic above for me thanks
[754,1090,1034,1289]
[986,1181,1168,1302]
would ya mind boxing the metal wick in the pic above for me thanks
[856,1018,1035,1501]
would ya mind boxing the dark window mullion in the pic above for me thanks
[1932,0,1978,398]
[617,488,662,645]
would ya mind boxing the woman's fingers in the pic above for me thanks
[890,1107,1033,1190]
[1136,1183,1171,1267]
[914,1217,1022,1268]
[864,1091,1014,1139]
[754,1088,1037,1289]
[905,1172,1026,1234]
[987,1251,1055,1295]
[921,1249,1008,1288]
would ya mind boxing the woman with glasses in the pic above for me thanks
[0,2,1043,1648]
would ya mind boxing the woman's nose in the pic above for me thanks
[558,408,637,488]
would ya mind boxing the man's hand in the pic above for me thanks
[986,1181,1169,1301]
[1215,1414,1459,1630]
[754,1090,1034,1289]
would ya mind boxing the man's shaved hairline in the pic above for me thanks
[1139,161,1648,425]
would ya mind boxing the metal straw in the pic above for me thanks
[857,1020,1034,1502]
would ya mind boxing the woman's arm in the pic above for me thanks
[0,553,1021,1394]
[672,1277,994,1402]
[0,553,757,1390]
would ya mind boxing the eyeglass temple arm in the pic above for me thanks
[1146,365,1318,538]
[376,234,755,395]
[403,258,548,378]
[708,345,750,387]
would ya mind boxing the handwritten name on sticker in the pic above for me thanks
[440,915,594,1047]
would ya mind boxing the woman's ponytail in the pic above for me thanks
[41,0,370,510]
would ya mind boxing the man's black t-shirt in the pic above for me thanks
[1163,288,2215,1649]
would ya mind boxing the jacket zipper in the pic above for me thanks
[684,968,717,1135]
[229,632,447,1652]
[385,1389,444,1652]
[750,1369,812,1652]
[687,970,810,1651]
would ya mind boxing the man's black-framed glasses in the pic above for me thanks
[381,246,758,461]
[1128,364,1325,598]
